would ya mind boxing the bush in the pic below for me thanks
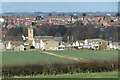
[2,60,118,78]
[30,46,35,49]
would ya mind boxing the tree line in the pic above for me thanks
[7,24,120,42]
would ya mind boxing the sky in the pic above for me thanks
[1,2,119,13]
[1,0,119,2]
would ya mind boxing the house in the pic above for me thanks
[14,45,25,51]
[64,42,73,50]
[45,40,59,50]
[19,45,25,51]
[77,40,85,49]
[35,41,40,49]
[72,41,79,47]
[7,24,16,29]
[99,41,108,50]
[0,41,5,50]
[0,41,25,51]
[70,39,109,50]
[59,43,66,50]
[6,42,12,50]
[84,39,108,50]
[40,39,59,50]
[0,18,4,23]
[40,40,45,50]
[108,42,120,50]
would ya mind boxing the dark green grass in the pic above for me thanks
[47,50,118,61]
[32,72,118,78]
[2,51,75,65]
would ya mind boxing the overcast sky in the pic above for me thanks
[1,2,119,13]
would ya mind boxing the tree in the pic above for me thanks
[69,14,74,22]
[82,13,86,16]
[73,16,78,20]
[55,32,61,37]
[32,22,37,26]
[30,46,35,49]
[48,13,53,16]
[116,13,120,17]
[110,20,114,22]
[82,13,87,20]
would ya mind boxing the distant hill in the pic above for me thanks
[2,12,117,17]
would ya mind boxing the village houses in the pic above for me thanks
[0,26,62,51]
[0,27,120,51]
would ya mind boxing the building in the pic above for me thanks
[14,45,25,51]
[84,39,108,50]
[26,27,60,50]
[59,44,66,50]
[44,40,59,50]
[0,41,5,51]
[28,27,34,40]
[70,39,109,50]
[40,39,59,50]
[108,42,120,50]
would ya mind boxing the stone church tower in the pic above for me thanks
[28,27,34,40]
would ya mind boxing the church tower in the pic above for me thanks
[28,26,34,40]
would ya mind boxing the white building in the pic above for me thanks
[72,41,80,47]
[108,42,120,50]
[59,44,65,50]
[40,40,45,50]
[6,42,12,50]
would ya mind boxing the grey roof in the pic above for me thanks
[2,41,24,46]
[86,39,108,43]
[53,37,63,42]
[34,36,63,42]
[34,36,53,40]
[112,42,120,46]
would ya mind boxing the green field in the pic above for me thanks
[32,72,118,78]
[48,50,118,61]
[2,51,75,65]
[2,50,118,65]
[2,72,118,80]
[1,50,119,79]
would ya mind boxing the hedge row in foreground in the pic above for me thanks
[2,60,118,78]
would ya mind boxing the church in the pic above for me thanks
[24,26,63,50]
[0,26,63,51]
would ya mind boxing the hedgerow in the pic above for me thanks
[2,60,118,78]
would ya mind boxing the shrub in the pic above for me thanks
[2,60,118,78]
[30,46,35,49]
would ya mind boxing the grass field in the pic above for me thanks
[33,72,118,78]
[2,51,75,65]
[2,72,118,80]
[47,50,118,61]
[2,50,118,65]
[1,50,118,79]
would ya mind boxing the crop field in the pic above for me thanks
[2,50,118,65]
[48,50,118,61]
[2,51,75,65]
